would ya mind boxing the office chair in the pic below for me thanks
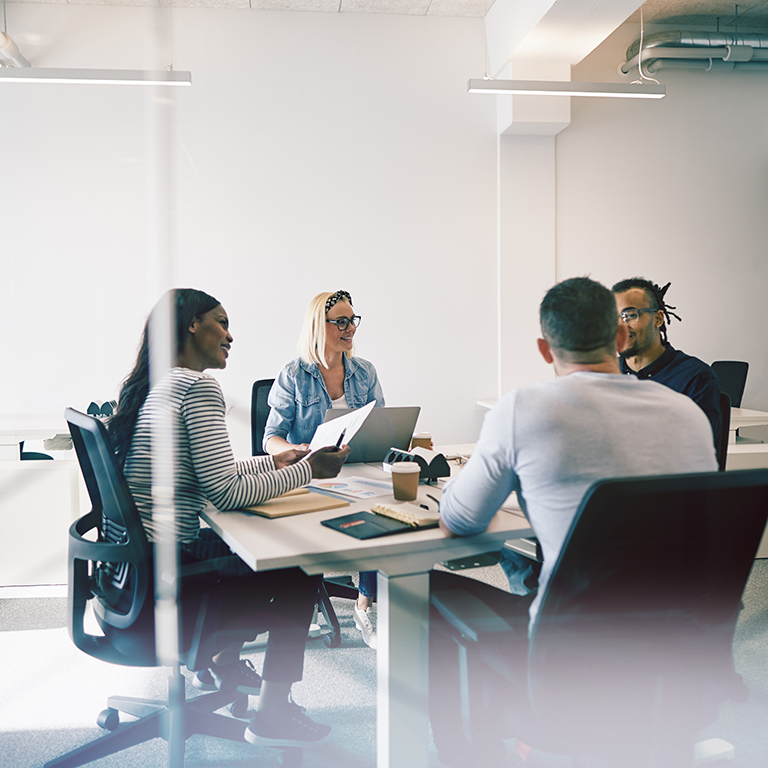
[251,378,275,456]
[46,409,301,768]
[252,378,359,648]
[717,391,731,472]
[712,361,749,409]
[430,469,768,768]
[19,440,54,460]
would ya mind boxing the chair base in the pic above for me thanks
[43,686,276,768]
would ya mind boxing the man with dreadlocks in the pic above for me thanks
[612,277,722,446]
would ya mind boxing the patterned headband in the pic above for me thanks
[325,290,353,313]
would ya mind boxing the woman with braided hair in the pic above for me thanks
[612,277,722,446]
[264,290,385,649]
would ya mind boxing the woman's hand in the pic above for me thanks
[273,445,310,469]
[307,445,351,478]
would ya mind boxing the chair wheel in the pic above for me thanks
[97,708,120,731]
[278,747,302,767]
[323,632,341,648]
[227,695,249,719]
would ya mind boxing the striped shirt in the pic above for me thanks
[124,367,311,542]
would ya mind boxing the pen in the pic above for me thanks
[335,429,346,449]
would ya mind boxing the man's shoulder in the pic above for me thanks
[665,346,716,376]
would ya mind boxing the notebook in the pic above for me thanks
[322,405,421,463]
[322,503,439,539]
[243,490,350,518]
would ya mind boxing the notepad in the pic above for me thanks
[371,501,440,528]
[243,491,350,518]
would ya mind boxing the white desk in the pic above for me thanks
[0,413,70,460]
[201,461,532,768]
[730,407,768,442]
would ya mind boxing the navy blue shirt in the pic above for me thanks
[620,344,722,445]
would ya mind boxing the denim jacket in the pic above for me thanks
[263,356,384,449]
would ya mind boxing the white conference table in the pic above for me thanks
[201,459,531,768]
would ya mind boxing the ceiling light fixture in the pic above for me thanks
[0,67,192,86]
[468,79,665,99]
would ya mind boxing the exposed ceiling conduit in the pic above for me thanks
[619,31,768,76]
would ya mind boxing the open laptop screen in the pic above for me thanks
[322,406,421,463]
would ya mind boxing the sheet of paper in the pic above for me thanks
[308,400,376,451]
[309,475,393,500]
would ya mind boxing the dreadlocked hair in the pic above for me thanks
[611,277,682,345]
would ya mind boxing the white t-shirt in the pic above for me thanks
[440,372,718,626]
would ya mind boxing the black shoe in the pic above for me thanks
[245,700,331,747]
[210,659,263,695]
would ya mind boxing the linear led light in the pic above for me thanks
[0,68,192,86]
[468,79,665,99]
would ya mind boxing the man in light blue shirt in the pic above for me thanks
[430,277,717,767]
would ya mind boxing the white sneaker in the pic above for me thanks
[353,604,378,649]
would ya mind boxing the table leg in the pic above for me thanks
[376,570,430,768]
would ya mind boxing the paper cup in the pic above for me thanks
[411,432,433,450]
[391,462,421,501]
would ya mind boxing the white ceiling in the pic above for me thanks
[628,0,768,28]
[4,0,767,26]
[6,0,768,25]
[5,0,496,17]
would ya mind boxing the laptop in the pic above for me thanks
[322,406,421,463]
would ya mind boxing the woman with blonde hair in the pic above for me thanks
[264,290,384,648]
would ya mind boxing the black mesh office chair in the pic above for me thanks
[430,469,768,768]
[252,379,358,648]
[712,361,749,408]
[46,409,301,768]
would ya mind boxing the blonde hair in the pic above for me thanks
[298,291,355,368]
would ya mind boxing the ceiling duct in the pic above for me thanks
[619,31,768,75]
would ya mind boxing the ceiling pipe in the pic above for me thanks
[620,31,768,76]
[0,32,32,68]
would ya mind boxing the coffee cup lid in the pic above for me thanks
[413,432,432,439]
[391,462,421,473]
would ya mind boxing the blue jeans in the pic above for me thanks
[359,570,377,600]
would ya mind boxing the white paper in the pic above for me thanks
[308,400,376,451]
[308,475,392,499]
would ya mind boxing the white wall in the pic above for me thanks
[556,22,768,414]
[2,5,497,452]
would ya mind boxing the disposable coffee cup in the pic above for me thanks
[391,462,421,501]
[411,432,433,451]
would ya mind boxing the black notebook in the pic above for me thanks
[322,510,438,539]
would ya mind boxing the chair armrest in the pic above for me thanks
[431,589,511,643]
[504,537,542,562]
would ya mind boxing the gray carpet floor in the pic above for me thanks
[1,561,767,768]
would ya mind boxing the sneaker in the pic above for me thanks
[245,700,331,747]
[192,668,217,691]
[353,603,378,649]
[210,659,263,695]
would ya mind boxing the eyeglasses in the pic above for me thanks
[618,308,658,324]
[326,315,361,332]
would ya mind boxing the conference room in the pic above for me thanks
[3,0,768,766]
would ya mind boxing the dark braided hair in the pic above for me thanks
[611,277,682,345]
